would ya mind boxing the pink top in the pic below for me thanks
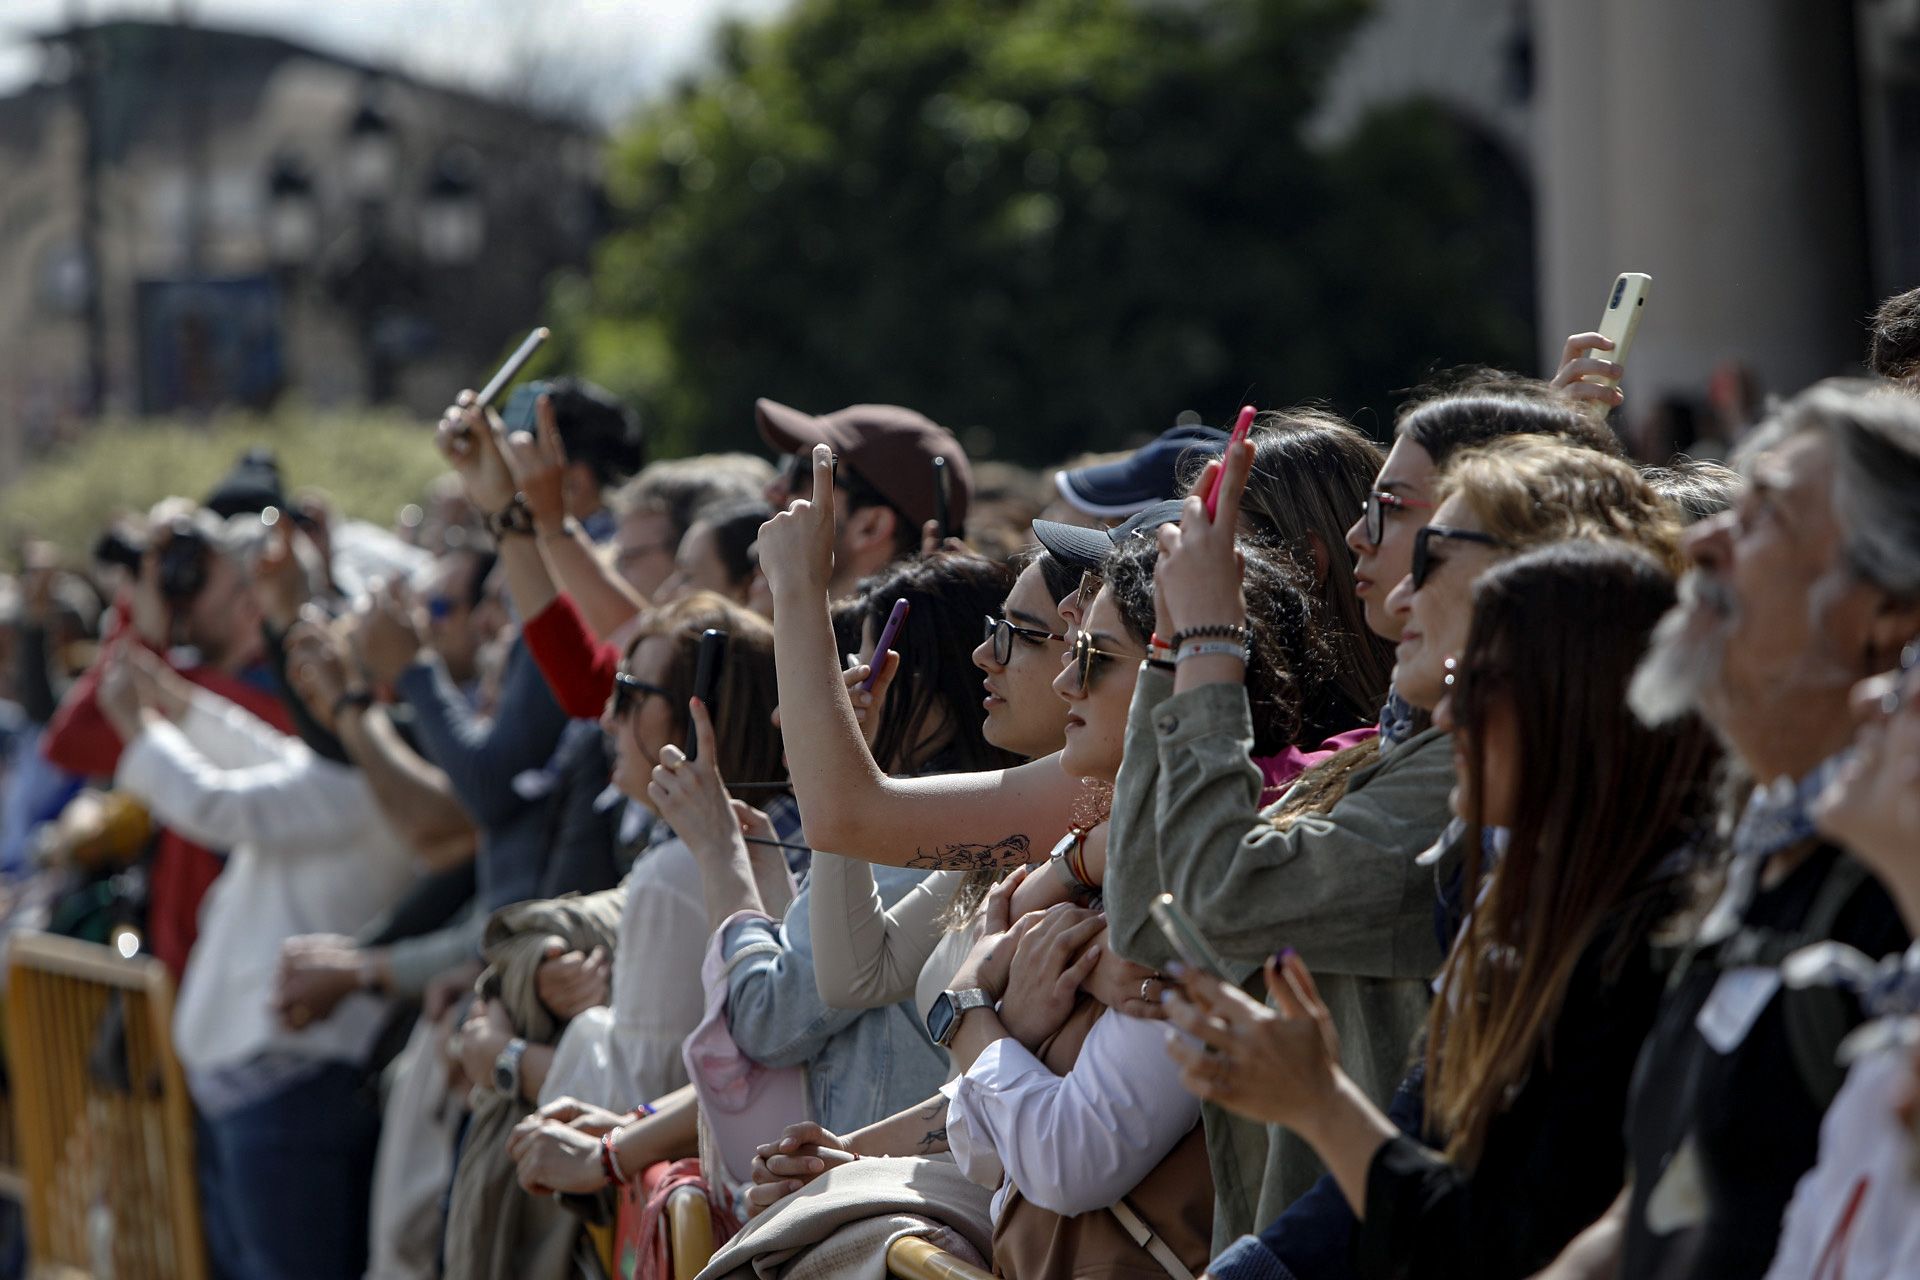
[1254,725,1379,806]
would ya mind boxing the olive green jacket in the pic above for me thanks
[1105,669,1453,1254]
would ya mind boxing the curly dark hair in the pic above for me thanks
[1868,286,1920,381]
[1099,530,1333,757]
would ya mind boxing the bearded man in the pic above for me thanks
[1539,379,1920,1280]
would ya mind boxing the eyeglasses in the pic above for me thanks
[983,615,1067,664]
[1362,489,1438,548]
[1067,630,1141,693]
[609,670,671,719]
[1410,525,1507,590]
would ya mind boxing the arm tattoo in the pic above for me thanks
[914,1100,949,1152]
[906,833,1033,871]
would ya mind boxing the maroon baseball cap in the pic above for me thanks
[755,399,973,532]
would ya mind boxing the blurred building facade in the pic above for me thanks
[2,3,1916,479]
[0,19,603,479]
[1317,0,1915,448]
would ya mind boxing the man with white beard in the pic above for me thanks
[1536,379,1920,1280]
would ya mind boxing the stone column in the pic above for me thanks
[1532,0,1870,410]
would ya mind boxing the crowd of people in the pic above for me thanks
[1,285,1919,1280]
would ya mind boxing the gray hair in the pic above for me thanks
[609,453,775,540]
[1640,457,1741,525]
[1742,378,1920,599]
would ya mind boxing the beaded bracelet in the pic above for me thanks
[1176,640,1248,663]
[1170,622,1248,649]
[600,1131,630,1187]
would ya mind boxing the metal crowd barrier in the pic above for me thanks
[887,1235,995,1280]
[667,1183,715,1279]
[5,932,205,1280]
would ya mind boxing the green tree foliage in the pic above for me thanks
[557,0,1535,461]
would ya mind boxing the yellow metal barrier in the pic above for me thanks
[667,1183,716,1280]
[887,1235,995,1280]
[5,932,206,1280]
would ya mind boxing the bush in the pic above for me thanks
[1,409,448,562]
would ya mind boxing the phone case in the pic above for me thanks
[1586,272,1652,394]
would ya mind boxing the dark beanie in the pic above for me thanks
[205,447,288,518]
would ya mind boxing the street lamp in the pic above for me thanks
[419,145,484,266]
[344,97,399,203]
[264,152,319,264]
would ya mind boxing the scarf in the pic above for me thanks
[1700,752,1852,945]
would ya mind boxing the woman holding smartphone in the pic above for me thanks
[808,548,1077,1018]
[1102,392,1639,1249]
[719,529,1326,1278]
[1167,538,1717,1280]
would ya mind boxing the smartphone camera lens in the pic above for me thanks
[1610,278,1626,307]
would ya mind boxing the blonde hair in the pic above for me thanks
[1437,436,1684,573]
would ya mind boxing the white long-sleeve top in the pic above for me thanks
[946,1009,1200,1220]
[807,851,966,1011]
[115,691,419,1081]
[540,832,709,1111]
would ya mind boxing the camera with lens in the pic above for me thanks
[89,517,211,605]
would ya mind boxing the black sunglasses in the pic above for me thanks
[609,670,671,720]
[1068,630,1140,693]
[983,615,1067,665]
[1362,488,1438,548]
[1410,525,1507,590]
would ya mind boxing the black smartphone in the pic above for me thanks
[932,455,951,542]
[687,629,729,762]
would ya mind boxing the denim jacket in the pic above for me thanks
[720,862,950,1135]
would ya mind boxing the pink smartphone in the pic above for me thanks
[861,598,911,693]
[1202,404,1256,519]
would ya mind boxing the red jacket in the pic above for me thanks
[522,593,620,720]
[42,605,294,981]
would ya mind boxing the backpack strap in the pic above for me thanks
[1779,857,1873,1111]
[1681,853,1876,1111]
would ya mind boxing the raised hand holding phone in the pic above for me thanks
[498,393,571,534]
[1552,273,1651,415]
[1202,405,1256,519]
[1155,430,1254,663]
[435,389,517,513]
[861,599,911,693]
[686,629,729,762]
[648,696,740,865]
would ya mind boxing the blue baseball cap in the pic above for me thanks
[1053,425,1229,518]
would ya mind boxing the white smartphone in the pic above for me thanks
[1583,272,1651,402]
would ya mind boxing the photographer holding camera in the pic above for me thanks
[42,500,290,982]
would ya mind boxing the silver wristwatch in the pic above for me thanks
[493,1037,528,1098]
[926,988,994,1048]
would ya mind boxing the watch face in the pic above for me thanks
[926,992,957,1046]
